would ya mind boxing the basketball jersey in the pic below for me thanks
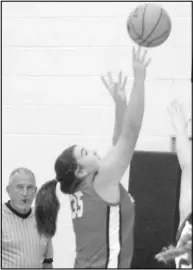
[69,179,135,268]
[175,213,192,269]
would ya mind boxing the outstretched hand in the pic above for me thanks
[132,46,151,81]
[167,100,190,133]
[101,71,127,107]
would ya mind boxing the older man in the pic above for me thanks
[2,167,53,268]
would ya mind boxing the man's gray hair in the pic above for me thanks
[9,167,36,184]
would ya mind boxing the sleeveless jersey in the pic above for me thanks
[69,179,135,268]
[175,213,192,269]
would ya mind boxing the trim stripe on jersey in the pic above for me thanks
[107,205,121,268]
[105,206,110,268]
[118,207,122,268]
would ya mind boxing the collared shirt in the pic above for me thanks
[2,202,53,268]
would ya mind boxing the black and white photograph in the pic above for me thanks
[1,1,192,269]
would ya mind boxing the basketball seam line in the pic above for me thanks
[146,30,170,47]
[129,17,142,41]
[140,8,163,46]
[140,4,148,39]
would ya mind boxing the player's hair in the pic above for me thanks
[155,225,192,265]
[35,145,78,237]
[9,167,35,184]
[55,145,78,194]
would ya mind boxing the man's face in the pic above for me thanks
[7,172,37,214]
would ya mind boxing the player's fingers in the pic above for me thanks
[144,57,151,67]
[107,72,114,85]
[100,76,109,89]
[113,83,118,95]
[179,102,184,113]
[173,99,179,110]
[132,46,136,62]
[171,99,177,111]
[187,118,192,125]
[136,46,141,61]
[121,76,128,89]
[155,254,163,261]
[170,100,176,108]
[100,76,113,95]
[119,71,122,85]
[141,49,148,63]
[167,105,173,117]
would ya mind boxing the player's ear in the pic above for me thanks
[75,165,88,179]
[6,185,10,196]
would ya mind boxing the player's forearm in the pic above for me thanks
[112,104,127,145]
[176,130,191,170]
[121,78,145,137]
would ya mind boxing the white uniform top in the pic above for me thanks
[175,213,192,269]
[2,202,53,268]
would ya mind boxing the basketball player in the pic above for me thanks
[155,100,192,268]
[2,168,53,268]
[35,46,151,268]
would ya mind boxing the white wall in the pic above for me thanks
[2,2,191,268]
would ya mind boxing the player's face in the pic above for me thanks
[7,173,37,214]
[73,145,101,177]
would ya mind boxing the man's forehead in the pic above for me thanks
[9,172,36,185]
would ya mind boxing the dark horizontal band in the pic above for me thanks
[43,258,53,264]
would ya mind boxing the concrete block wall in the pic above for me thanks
[2,2,191,267]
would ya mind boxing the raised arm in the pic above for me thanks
[168,100,192,227]
[101,71,127,147]
[101,72,130,189]
[168,100,191,170]
[96,46,151,187]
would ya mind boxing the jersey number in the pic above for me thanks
[69,191,83,219]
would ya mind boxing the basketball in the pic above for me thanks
[127,3,171,47]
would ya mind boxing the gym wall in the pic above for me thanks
[2,2,191,268]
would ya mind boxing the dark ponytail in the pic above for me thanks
[35,145,78,237]
[55,145,78,194]
[35,179,60,238]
